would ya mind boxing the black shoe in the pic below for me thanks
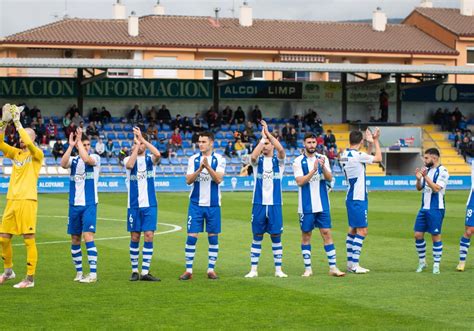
[129,272,140,281]
[140,273,161,282]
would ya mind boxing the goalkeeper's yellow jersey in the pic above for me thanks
[0,129,44,201]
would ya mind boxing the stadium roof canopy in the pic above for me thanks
[1,58,474,75]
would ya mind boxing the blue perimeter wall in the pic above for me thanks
[0,176,470,194]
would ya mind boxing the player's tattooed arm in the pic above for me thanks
[261,119,285,160]
[415,167,424,191]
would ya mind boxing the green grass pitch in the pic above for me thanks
[0,191,472,329]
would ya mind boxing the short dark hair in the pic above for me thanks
[199,131,214,141]
[303,132,317,141]
[81,134,89,142]
[141,132,149,142]
[424,148,440,157]
[349,131,364,145]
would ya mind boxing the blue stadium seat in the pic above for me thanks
[58,132,66,140]
[180,158,188,165]
[121,141,131,149]
[185,133,193,139]
[216,133,224,139]
[231,158,240,165]
[177,149,184,157]
[175,167,185,175]
[111,166,122,174]
[127,133,134,140]
[107,133,117,140]
[45,157,56,166]
[103,124,113,132]
[113,142,120,149]
[44,149,52,157]
[182,141,191,148]
[163,166,173,175]
[220,141,227,147]
[161,158,170,166]
[117,133,126,140]
[158,133,167,140]
[113,124,123,131]
[109,158,119,165]
[230,125,237,131]
[170,158,180,166]
[213,141,219,148]
[155,166,163,174]
[101,158,109,166]
[101,166,111,174]
[225,133,234,140]
[185,150,194,157]
[163,124,170,131]
[448,133,455,140]
[285,166,294,175]
[221,124,229,131]
[3,159,12,166]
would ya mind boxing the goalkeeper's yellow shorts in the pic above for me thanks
[0,199,37,235]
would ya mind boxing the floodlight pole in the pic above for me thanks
[396,73,402,123]
[213,70,220,114]
[77,68,84,116]
[341,72,348,123]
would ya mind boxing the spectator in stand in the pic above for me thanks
[314,114,323,135]
[71,111,83,128]
[100,106,112,124]
[448,115,458,132]
[94,138,105,157]
[65,121,76,139]
[105,138,116,160]
[86,122,100,139]
[458,116,468,131]
[233,106,246,124]
[222,106,233,124]
[171,128,183,150]
[433,108,443,126]
[316,133,325,147]
[244,121,257,143]
[30,105,41,121]
[453,107,463,124]
[127,104,143,123]
[289,115,301,131]
[88,107,101,124]
[379,88,389,122]
[459,136,474,161]
[441,108,451,131]
[286,127,298,150]
[224,141,235,158]
[118,146,129,166]
[146,123,158,141]
[157,104,172,128]
[62,112,71,132]
[282,123,292,139]
[251,105,262,125]
[206,106,219,131]
[146,106,158,124]
[20,108,32,128]
[234,137,248,157]
[35,118,47,145]
[324,129,337,149]
[454,130,463,148]
[182,116,193,134]
[5,124,17,147]
[192,112,203,132]
[46,119,58,141]
[327,146,338,169]
[191,131,200,151]
[166,139,177,158]
[304,109,317,128]
[67,104,79,117]
[52,139,65,161]
[171,114,183,131]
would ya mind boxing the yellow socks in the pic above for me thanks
[0,237,13,269]
[24,238,37,277]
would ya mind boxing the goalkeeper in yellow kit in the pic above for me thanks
[0,104,44,288]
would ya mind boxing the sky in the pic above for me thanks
[0,0,462,37]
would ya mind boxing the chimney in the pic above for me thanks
[153,0,165,15]
[239,1,253,27]
[419,0,433,8]
[460,0,474,16]
[128,11,139,37]
[113,0,126,19]
[372,7,387,32]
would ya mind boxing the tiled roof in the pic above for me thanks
[3,15,458,55]
[413,8,474,37]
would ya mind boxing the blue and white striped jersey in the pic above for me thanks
[187,153,226,207]
[68,154,100,206]
[251,155,285,206]
[293,153,331,214]
[467,161,474,207]
[421,165,449,210]
[124,154,157,209]
[339,149,374,201]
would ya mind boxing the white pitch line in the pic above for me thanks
[12,215,182,246]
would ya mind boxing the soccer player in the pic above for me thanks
[293,132,345,277]
[244,120,287,278]
[339,128,381,274]
[179,131,226,280]
[60,127,101,283]
[457,159,474,272]
[414,148,449,274]
[0,104,43,288]
[124,127,161,281]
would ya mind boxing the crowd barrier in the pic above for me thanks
[0,176,471,194]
